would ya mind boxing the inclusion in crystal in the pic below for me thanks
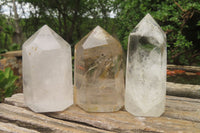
[22,25,73,113]
[125,14,167,117]
[74,26,125,112]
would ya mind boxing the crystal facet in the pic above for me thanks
[23,25,73,113]
[74,26,124,112]
[125,14,167,117]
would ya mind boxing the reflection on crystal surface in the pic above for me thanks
[75,26,124,112]
[23,25,73,113]
[125,14,167,117]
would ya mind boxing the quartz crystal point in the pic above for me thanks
[74,26,124,112]
[125,14,167,117]
[22,25,73,113]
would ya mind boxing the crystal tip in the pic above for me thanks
[144,13,154,20]
[41,24,50,29]
[94,25,102,30]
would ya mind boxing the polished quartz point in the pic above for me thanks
[23,25,73,112]
[125,14,167,117]
[74,26,124,112]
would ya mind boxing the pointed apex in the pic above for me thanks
[23,24,70,51]
[95,25,101,29]
[93,25,105,31]
[131,13,166,45]
[143,13,157,25]
[38,25,52,33]
[133,13,161,33]
[81,25,116,49]
[92,25,105,33]
[39,25,51,31]
[145,13,152,18]
[42,24,49,28]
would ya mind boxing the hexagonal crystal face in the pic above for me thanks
[75,26,125,112]
[23,25,73,112]
[125,14,167,117]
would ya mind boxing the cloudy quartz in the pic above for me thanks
[125,14,167,117]
[23,25,73,112]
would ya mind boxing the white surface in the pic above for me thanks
[23,25,73,112]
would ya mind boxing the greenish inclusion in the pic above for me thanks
[140,43,156,51]
[139,37,156,51]
[139,38,161,54]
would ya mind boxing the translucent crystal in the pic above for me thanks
[74,26,124,112]
[22,25,73,112]
[125,14,167,117]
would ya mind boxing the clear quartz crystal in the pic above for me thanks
[74,26,124,112]
[23,25,73,113]
[125,14,167,117]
